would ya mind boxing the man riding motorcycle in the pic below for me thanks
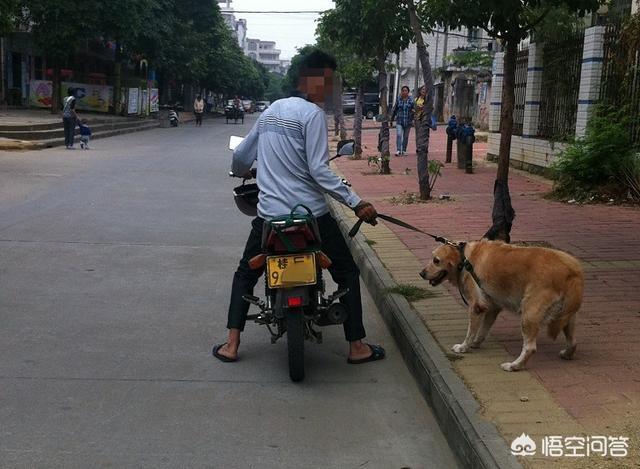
[212,82,384,365]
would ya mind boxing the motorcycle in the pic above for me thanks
[169,108,180,127]
[229,136,355,382]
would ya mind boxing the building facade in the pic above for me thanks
[245,38,282,73]
[218,0,247,50]
[217,0,287,74]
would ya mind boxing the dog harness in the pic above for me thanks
[456,242,492,307]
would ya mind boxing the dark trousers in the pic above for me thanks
[63,117,75,147]
[195,112,203,125]
[227,213,366,342]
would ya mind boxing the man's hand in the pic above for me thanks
[354,201,378,226]
[241,168,257,179]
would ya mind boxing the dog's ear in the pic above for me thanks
[442,244,460,269]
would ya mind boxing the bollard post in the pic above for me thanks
[456,126,465,169]
[445,115,457,164]
[446,135,453,163]
[465,134,473,173]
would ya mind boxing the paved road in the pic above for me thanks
[0,115,458,468]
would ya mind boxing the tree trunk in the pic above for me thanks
[484,39,517,243]
[334,72,347,140]
[406,0,434,199]
[113,42,122,115]
[353,84,364,159]
[51,60,61,115]
[378,54,391,174]
[333,72,342,137]
[0,37,5,106]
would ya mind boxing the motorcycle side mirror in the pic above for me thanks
[336,139,355,157]
[229,135,244,151]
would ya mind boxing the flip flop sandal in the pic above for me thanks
[212,343,237,363]
[347,343,386,364]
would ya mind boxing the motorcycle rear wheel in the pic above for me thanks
[285,308,305,382]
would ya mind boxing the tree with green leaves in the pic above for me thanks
[317,6,373,159]
[93,0,150,114]
[405,0,436,197]
[417,0,601,240]
[0,0,22,103]
[318,1,413,169]
[265,72,286,103]
[366,0,413,174]
[21,0,98,112]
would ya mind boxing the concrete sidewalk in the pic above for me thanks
[331,126,640,468]
[0,108,214,150]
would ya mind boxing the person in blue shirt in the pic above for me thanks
[78,119,92,149]
[390,85,414,156]
[212,65,384,366]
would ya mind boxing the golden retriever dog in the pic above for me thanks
[419,240,584,371]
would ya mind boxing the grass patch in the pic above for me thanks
[385,283,435,302]
[364,239,377,246]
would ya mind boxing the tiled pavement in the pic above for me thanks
[331,125,640,468]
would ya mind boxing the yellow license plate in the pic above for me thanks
[267,253,317,288]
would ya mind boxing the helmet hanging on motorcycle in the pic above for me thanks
[233,182,259,216]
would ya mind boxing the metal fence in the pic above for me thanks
[600,21,640,146]
[512,48,529,136]
[538,31,585,140]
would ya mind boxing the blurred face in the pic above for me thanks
[401,87,409,99]
[297,69,332,109]
[420,87,426,97]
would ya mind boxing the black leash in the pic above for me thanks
[349,213,449,244]
[349,214,492,306]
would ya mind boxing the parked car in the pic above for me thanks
[255,100,270,112]
[342,92,356,115]
[364,93,380,119]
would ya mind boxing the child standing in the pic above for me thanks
[78,119,92,149]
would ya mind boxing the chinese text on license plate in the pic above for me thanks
[267,253,316,288]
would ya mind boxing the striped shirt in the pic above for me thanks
[232,97,361,219]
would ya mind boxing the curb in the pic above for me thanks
[329,201,521,469]
[0,122,160,151]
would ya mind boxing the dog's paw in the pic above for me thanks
[452,343,468,354]
[500,361,523,372]
[559,346,576,360]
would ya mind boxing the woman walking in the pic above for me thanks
[390,85,414,156]
[194,94,205,126]
[62,88,78,149]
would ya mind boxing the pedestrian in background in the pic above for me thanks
[205,93,213,113]
[62,88,78,149]
[194,94,205,126]
[390,85,414,156]
[414,85,427,125]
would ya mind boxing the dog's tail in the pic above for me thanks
[547,273,584,340]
